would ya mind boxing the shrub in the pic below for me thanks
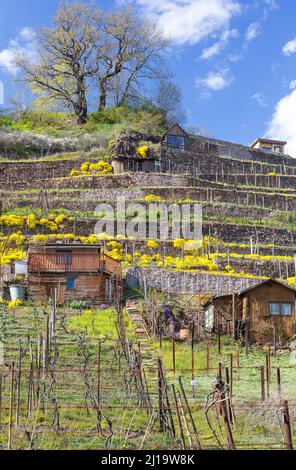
[144,194,162,202]
[137,145,149,158]
[147,240,159,250]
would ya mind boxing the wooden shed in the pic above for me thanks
[203,279,296,343]
[28,243,121,305]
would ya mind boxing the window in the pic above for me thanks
[269,302,292,316]
[274,145,282,154]
[166,134,186,149]
[66,276,76,290]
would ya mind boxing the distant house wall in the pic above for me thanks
[252,140,286,154]
[246,282,296,341]
[28,272,110,304]
[112,158,157,174]
[209,281,296,342]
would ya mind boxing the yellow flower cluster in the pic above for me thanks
[137,145,149,158]
[70,160,113,177]
[147,240,159,249]
[144,194,163,202]
[0,213,73,231]
[8,299,23,309]
[0,215,24,228]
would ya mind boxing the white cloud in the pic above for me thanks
[245,22,262,42]
[0,49,18,75]
[19,27,36,42]
[131,0,241,45]
[0,26,36,75]
[252,92,267,107]
[200,28,239,59]
[289,80,296,90]
[266,89,296,157]
[196,69,233,91]
[282,38,296,56]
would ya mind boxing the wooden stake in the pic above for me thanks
[172,384,186,450]
[229,353,233,398]
[179,377,202,450]
[281,400,293,450]
[215,381,235,450]
[0,372,2,426]
[236,343,240,380]
[277,368,281,399]
[260,366,265,402]
[206,341,210,376]
[191,322,195,382]
[265,355,270,398]
[218,324,221,354]
[8,362,15,450]
[232,293,236,339]
[97,341,101,406]
[15,343,22,427]
[172,337,176,374]
[157,357,164,433]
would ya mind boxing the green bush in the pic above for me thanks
[88,107,127,125]
[0,115,13,127]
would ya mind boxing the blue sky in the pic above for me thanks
[0,0,296,154]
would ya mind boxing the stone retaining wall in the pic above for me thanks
[125,267,263,296]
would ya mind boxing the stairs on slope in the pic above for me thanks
[126,307,150,340]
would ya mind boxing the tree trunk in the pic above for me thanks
[75,78,88,125]
[76,106,88,125]
[99,80,107,110]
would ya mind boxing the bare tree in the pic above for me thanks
[96,6,169,110]
[153,79,185,126]
[15,3,101,124]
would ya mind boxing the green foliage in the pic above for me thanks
[11,111,70,132]
[88,107,128,125]
[0,114,13,127]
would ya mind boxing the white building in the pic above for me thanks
[251,138,287,154]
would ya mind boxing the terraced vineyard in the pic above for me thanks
[1,121,296,450]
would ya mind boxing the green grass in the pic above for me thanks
[0,303,296,450]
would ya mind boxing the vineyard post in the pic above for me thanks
[265,355,270,398]
[97,340,101,406]
[172,337,176,374]
[230,353,233,398]
[260,366,265,402]
[217,363,222,381]
[225,367,234,425]
[215,380,235,450]
[15,342,22,427]
[177,390,193,449]
[206,341,210,376]
[232,294,236,338]
[191,322,195,396]
[236,343,240,380]
[277,368,281,399]
[0,372,2,425]
[217,325,221,355]
[157,357,164,433]
[8,362,15,450]
[172,384,186,450]
[281,400,293,450]
[179,377,202,450]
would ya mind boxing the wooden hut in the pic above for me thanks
[203,279,296,342]
[28,243,121,305]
